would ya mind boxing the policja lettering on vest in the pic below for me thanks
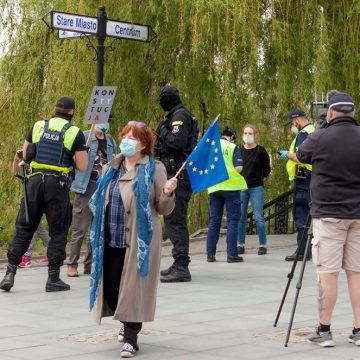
[0,96,88,293]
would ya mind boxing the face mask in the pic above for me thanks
[291,125,299,135]
[242,135,254,144]
[120,138,138,157]
[95,123,109,133]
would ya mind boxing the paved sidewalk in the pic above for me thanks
[0,235,359,359]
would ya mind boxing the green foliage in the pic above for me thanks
[1,0,360,242]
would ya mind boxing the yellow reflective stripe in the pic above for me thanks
[30,161,70,174]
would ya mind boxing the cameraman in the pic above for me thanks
[155,84,197,283]
[297,92,360,347]
[278,109,315,261]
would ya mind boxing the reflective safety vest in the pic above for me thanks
[30,117,80,174]
[286,124,315,181]
[208,139,247,194]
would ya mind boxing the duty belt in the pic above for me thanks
[295,167,311,180]
[28,168,72,189]
[30,168,64,176]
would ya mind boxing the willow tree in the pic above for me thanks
[1,0,360,243]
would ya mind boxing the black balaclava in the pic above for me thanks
[159,94,181,112]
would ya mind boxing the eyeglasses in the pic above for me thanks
[127,121,147,128]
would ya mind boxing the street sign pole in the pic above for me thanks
[96,6,107,87]
[87,6,107,145]
[42,4,157,144]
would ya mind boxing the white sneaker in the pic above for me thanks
[118,325,124,342]
[120,342,137,358]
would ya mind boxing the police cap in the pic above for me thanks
[56,96,76,110]
[221,126,237,139]
[284,108,306,125]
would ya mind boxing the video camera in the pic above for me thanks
[310,90,338,128]
[310,96,328,121]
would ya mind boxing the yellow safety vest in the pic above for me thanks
[208,139,247,194]
[286,124,315,181]
[30,117,80,174]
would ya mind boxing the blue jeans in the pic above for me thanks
[237,186,267,246]
[206,191,240,256]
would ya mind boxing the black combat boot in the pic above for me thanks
[160,265,191,283]
[160,263,175,276]
[46,269,70,292]
[0,264,17,292]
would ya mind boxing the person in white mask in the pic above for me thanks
[67,119,117,277]
[237,124,271,255]
[278,109,315,261]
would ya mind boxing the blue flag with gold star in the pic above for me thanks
[185,119,229,193]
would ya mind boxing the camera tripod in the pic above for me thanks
[273,213,313,347]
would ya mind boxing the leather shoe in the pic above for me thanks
[83,264,91,275]
[67,265,79,277]
[160,265,191,283]
[237,245,245,254]
[258,247,267,255]
[227,255,243,263]
[285,252,311,261]
[207,255,216,262]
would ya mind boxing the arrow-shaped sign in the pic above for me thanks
[51,11,98,34]
[106,19,153,42]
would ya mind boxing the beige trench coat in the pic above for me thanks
[93,155,175,324]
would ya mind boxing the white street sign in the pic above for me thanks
[84,86,117,124]
[51,11,98,34]
[106,20,149,42]
[58,30,93,39]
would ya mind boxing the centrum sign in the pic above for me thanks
[106,20,149,42]
[51,11,98,34]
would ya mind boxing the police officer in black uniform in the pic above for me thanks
[0,96,88,292]
[155,84,198,283]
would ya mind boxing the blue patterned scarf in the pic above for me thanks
[88,167,116,311]
[132,156,155,277]
[88,157,155,311]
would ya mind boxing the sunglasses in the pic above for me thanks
[127,121,147,128]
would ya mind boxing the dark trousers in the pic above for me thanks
[164,174,192,266]
[294,178,311,254]
[8,174,71,271]
[207,190,241,256]
[103,243,142,350]
[68,180,97,267]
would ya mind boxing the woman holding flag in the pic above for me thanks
[88,121,177,358]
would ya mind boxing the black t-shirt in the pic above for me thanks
[240,145,271,188]
[26,116,86,154]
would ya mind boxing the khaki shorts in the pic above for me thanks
[312,218,360,274]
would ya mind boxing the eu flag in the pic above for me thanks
[185,118,229,193]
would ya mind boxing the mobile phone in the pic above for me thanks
[17,150,23,159]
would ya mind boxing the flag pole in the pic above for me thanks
[174,162,187,178]
[174,114,221,179]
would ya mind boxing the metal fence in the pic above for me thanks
[246,189,295,235]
